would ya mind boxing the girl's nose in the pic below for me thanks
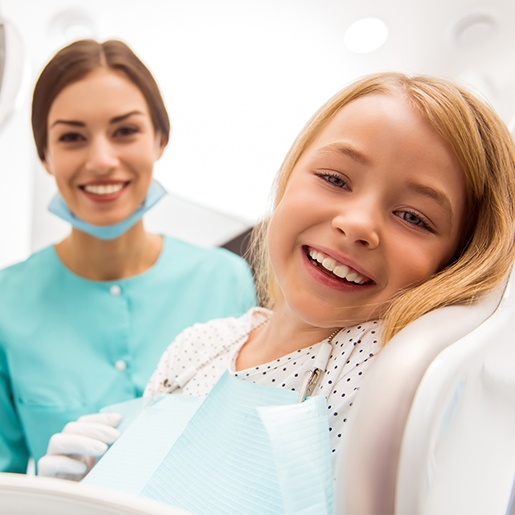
[332,203,380,249]
[85,137,119,174]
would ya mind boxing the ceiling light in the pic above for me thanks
[453,13,496,49]
[48,10,98,46]
[344,17,389,54]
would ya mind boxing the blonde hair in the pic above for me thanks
[247,72,515,344]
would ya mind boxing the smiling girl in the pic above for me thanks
[40,72,515,513]
[0,39,256,473]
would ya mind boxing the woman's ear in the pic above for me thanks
[154,131,167,160]
[42,155,55,175]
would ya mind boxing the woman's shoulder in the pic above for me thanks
[161,235,249,266]
[0,245,58,284]
[158,235,254,287]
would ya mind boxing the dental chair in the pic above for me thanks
[336,268,515,515]
[0,472,188,515]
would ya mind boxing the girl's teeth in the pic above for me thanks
[309,248,366,284]
[322,257,336,271]
[333,264,350,279]
[346,272,359,282]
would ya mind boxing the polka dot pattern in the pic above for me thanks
[145,308,382,459]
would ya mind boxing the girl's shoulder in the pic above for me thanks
[329,320,383,371]
[144,308,270,396]
[172,307,270,353]
[333,320,382,350]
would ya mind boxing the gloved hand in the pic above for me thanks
[37,412,122,481]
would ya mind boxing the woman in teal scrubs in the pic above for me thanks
[0,39,256,473]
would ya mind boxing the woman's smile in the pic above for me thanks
[79,180,131,203]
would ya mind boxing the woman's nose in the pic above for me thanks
[85,137,119,174]
[332,202,381,249]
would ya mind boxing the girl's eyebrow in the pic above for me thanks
[50,110,145,128]
[318,142,370,165]
[406,181,453,217]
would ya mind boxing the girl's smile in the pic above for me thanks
[305,246,373,287]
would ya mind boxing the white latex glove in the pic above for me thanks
[37,412,122,481]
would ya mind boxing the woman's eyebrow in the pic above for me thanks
[110,110,145,124]
[50,119,84,128]
[50,110,145,128]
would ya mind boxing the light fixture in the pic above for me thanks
[0,18,27,131]
[453,13,497,49]
[344,17,389,54]
[48,9,98,46]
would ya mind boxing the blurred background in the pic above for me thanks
[0,0,514,267]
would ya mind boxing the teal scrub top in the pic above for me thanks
[0,235,256,473]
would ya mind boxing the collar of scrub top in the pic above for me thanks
[47,179,167,240]
[160,321,339,403]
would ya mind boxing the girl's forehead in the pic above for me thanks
[302,94,448,159]
[293,93,465,193]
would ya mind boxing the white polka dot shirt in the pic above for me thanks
[145,307,382,457]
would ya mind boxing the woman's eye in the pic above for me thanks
[316,172,349,189]
[115,126,140,137]
[397,210,433,231]
[58,132,84,143]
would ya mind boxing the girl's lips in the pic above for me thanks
[304,246,374,286]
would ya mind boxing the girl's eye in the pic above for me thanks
[397,210,433,232]
[315,172,349,190]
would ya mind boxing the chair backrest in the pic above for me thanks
[335,271,512,514]
[395,271,515,515]
[0,472,189,515]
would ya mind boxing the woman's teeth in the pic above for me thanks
[308,248,367,284]
[83,183,124,195]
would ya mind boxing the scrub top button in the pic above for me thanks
[115,360,127,371]
[110,284,121,295]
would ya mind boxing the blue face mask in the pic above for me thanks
[47,179,167,240]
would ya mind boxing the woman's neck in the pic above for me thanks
[55,221,163,281]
